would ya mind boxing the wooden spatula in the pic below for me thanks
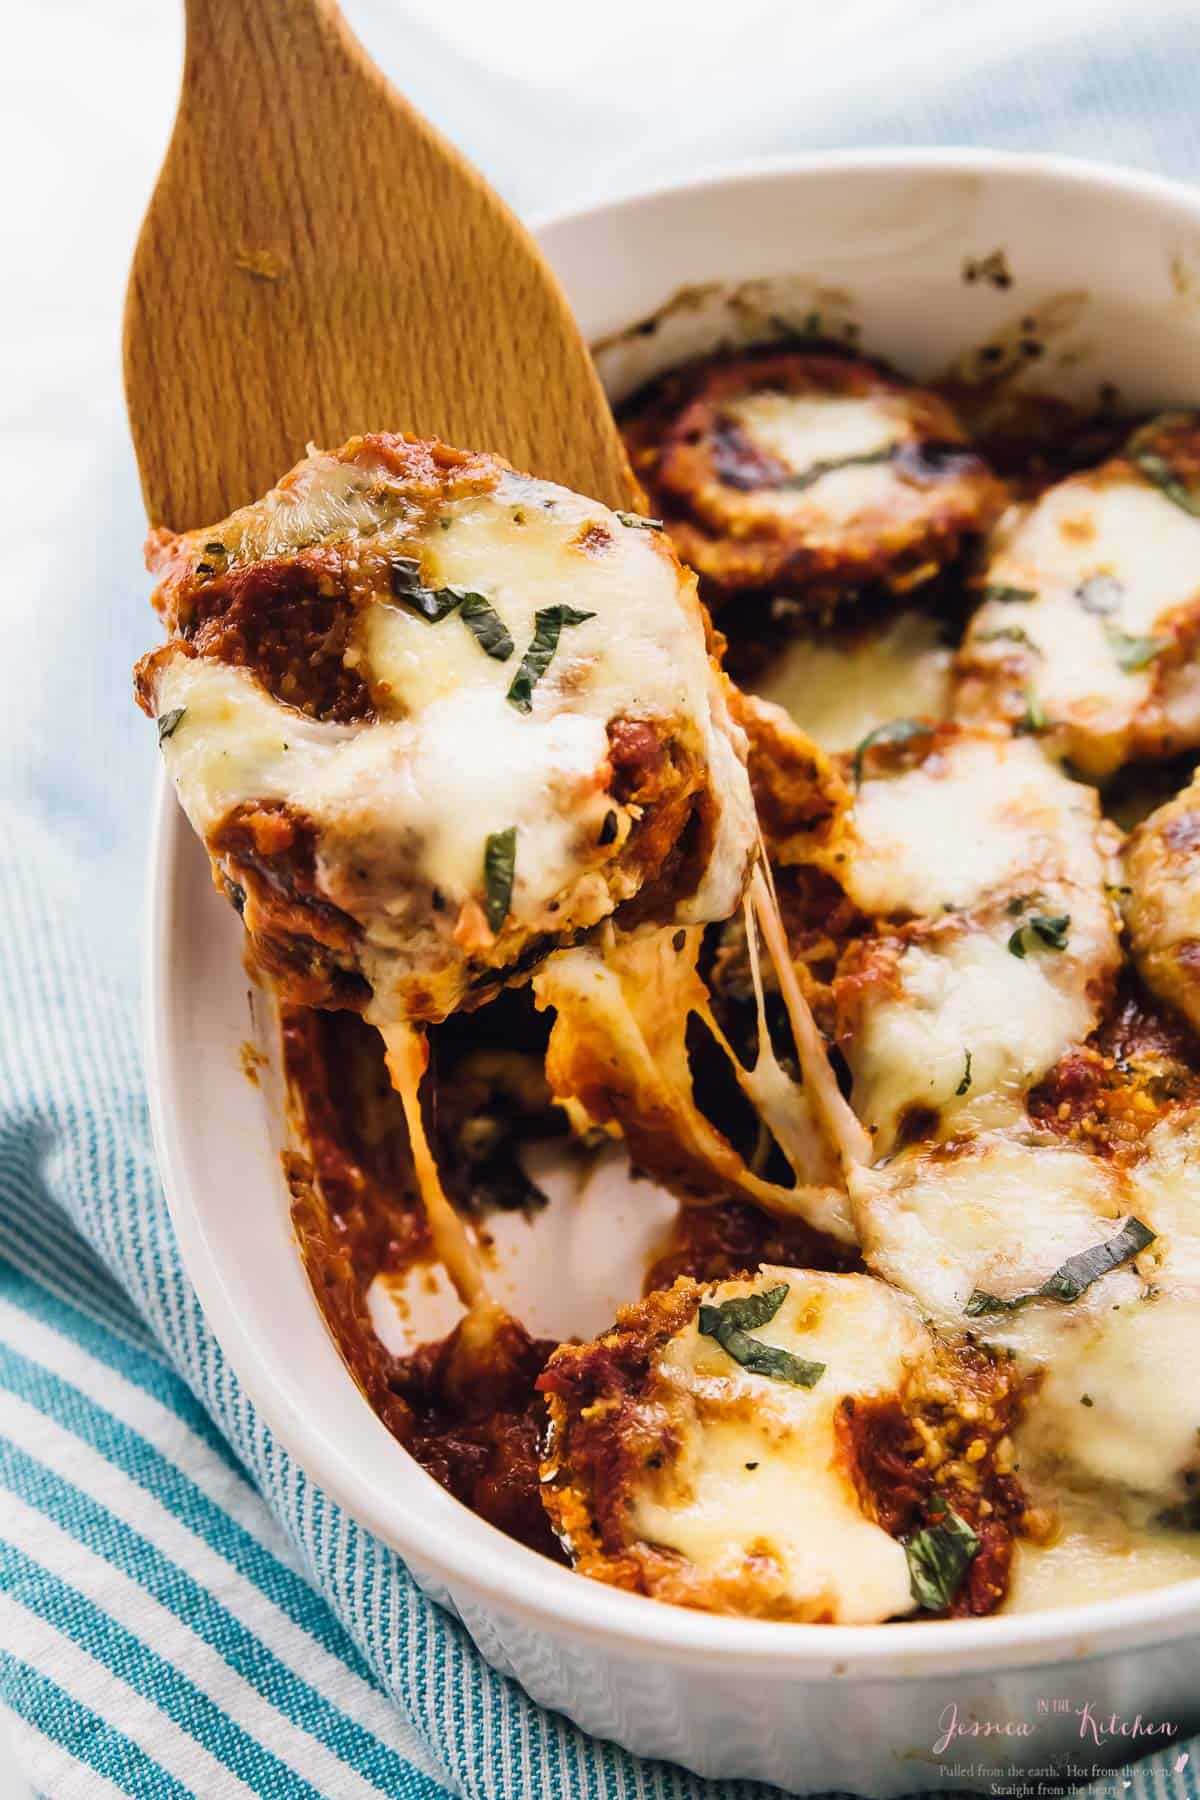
[124,0,632,531]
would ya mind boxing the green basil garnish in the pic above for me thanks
[615,511,664,531]
[459,593,514,662]
[156,708,186,746]
[1105,624,1168,673]
[698,1283,825,1388]
[389,559,516,659]
[1074,574,1167,669]
[781,447,893,492]
[1007,912,1070,958]
[1013,688,1048,735]
[851,718,930,788]
[1130,447,1200,517]
[976,626,1039,652]
[955,1050,973,1097]
[507,605,596,714]
[981,583,1036,605]
[389,556,464,622]
[905,1508,980,1612]
[965,1217,1155,1316]
[483,827,517,933]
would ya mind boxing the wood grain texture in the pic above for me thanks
[125,0,633,530]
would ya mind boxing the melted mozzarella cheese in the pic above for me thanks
[722,391,908,526]
[846,924,1099,1152]
[206,449,415,564]
[534,918,857,1240]
[966,586,1148,751]
[852,1134,1131,1348]
[1045,1114,1200,1496]
[628,1269,923,1623]
[843,733,1107,919]
[1124,772,1200,1031]
[726,391,904,471]
[155,463,757,1024]
[1022,1293,1200,1499]
[157,653,614,925]
[855,1119,1200,1509]
[754,611,952,754]
[380,1022,491,1310]
[958,470,1200,777]
[835,733,1117,1149]
[1009,1499,1200,1613]
[992,476,1200,631]
[1132,1112,1200,1277]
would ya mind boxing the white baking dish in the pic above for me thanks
[146,150,1200,1793]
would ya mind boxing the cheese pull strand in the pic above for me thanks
[750,860,873,1172]
[380,1021,492,1312]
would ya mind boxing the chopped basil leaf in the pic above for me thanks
[981,583,1036,605]
[389,556,432,603]
[1013,688,1048,735]
[598,809,618,846]
[459,593,514,661]
[389,556,463,623]
[905,1508,980,1612]
[781,447,893,492]
[769,307,827,346]
[976,626,1039,652]
[698,1283,825,1389]
[1030,912,1070,950]
[390,559,513,653]
[1075,574,1123,616]
[483,828,517,933]
[955,1050,973,1097]
[507,605,596,713]
[1130,447,1200,517]
[851,718,929,788]
[1105,624,1168,673]
[704,1285,789,1331]
[1008,912,1070,957]
[964,1216,1155,1316]
[156,707,186,746]
[203,540,227,558]
[615,511,664,531]
[701,1328,826,1388]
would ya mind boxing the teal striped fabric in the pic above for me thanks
[8,0,1200,1789]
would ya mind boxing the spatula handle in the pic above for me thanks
[127,0,632,529]
[179,0,362,111]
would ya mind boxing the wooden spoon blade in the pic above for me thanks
[124,0,632,529]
